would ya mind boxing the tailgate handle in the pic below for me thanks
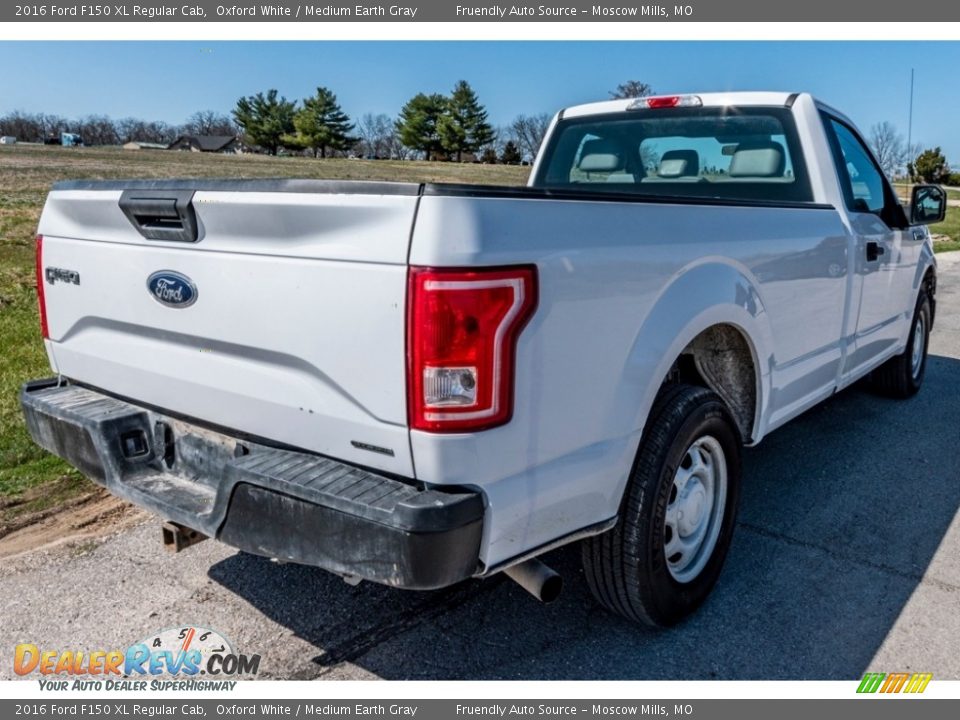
[119,190,199,243]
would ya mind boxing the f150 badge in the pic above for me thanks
[147,270,198,308]
[45,267,80,285]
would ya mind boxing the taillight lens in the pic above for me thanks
[35,234,49,339]
[407,265,537,433]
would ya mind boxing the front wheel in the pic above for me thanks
[582,384,742,627]
[872,292,931,398]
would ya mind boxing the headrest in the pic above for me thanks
[578,139,624,173]
[658,149,700,178]
[728,141,786,177]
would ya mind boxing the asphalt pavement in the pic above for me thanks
[3,254,959,681]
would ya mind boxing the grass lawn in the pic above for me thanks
[0,144,529,521]
[931,206,960,252]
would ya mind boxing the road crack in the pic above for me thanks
[738,521,959,593]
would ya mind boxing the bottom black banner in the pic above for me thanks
[3,700,958,720]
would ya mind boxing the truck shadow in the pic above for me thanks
[208,353,960,680]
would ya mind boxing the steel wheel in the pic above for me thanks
[581,384,742,626]
[664,435,727,583]
[583,383,741,627]
[871,290,931,399]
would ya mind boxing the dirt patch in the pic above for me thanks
[0,484,145,559]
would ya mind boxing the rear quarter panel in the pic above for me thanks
[409,193,849,567]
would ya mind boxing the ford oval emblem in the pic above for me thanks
[147,271,198,308]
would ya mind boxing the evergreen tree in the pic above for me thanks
[438,80,495,162]
[910,147,950,184]
[232,89,296,155]
[285,87,357,158]
[396,93,447,160]
[501,140,522,165]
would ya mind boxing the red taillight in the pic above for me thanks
[627,95,702,111]
[35,234,49,339]
[407,265,537,433]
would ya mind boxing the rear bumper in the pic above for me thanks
[20,379,484,590]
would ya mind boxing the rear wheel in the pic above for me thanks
[872,292,931,398]
[582,384,742,627]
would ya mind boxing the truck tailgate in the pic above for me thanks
[37,180,419,475]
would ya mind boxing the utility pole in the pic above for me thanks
[907,68,915,156]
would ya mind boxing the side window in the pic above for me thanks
[826,118,888,215]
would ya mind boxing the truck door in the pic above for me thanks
[821,115,919,378]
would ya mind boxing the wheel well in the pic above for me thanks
[664,324,758,442]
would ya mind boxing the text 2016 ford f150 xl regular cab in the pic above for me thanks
[21,92,947,626]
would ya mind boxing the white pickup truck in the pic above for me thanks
[22,92,947,626]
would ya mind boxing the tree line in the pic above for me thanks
[2,78,953,179]
[224,79,655,162]
[0,110,236,147]
[231,80,548,164]
[0,79,551,164]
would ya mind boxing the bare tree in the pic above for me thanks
[115,117,178,144]
[388,136,415,159]
[355,113,395,158]
[0,110,60,142]
[509,113,551,162]
[75,115,119,145]
[869,121,908,179]
[31,113,64,142]
[39,114,71,140]
[184,110,237,136]
[116,117,147,143]
[609,80,654,99]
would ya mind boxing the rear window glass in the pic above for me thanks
[534,106,814,204]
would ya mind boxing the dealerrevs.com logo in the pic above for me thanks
[15,626,260,691]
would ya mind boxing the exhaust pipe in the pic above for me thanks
[503,558,562,603]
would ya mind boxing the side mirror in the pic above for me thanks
[910,185,947,225]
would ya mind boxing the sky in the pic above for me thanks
[0,41,957,161]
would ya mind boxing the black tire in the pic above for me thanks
[582,384,742,627]
[872,292,931,399]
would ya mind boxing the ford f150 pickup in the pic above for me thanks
[21,92,947,626]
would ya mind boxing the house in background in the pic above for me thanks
[0,136,16,145]
[167,135,240,153]
[123,141,169,151]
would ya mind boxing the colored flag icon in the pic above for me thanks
[857,672,932,694]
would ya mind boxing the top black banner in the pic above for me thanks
[5,1,955,22]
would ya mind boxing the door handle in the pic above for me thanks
[913,230,926,242]
[866,241,885,262]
